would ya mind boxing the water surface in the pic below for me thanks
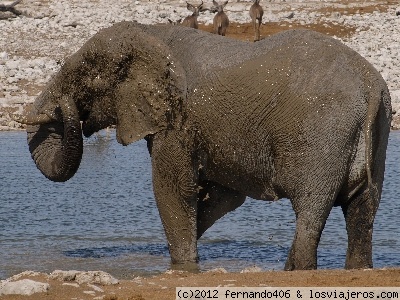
[1,130,399,279]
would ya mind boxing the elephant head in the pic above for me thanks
[14,22,186,182]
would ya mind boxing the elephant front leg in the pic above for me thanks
[151,133,199,269]
[284,214,324,270]
[285,192,336,270]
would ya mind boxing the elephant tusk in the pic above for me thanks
[11,113,54,125]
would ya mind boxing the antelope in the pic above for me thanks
[168,18,182,25]
[182,1,204,29]
[212,0,229,36]
[249,0,263,42]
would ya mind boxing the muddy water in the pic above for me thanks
[1,130,399,280]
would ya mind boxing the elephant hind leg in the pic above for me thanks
[341,184,380,269]
[341,108,387,269]
[197,181,246,239]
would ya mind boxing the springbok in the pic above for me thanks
[182,1,204,29]
[249,0,263,41]
[212,0,229,36]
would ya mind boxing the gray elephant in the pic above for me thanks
[14,21,392,271]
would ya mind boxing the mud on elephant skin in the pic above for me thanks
[14,21,392,271]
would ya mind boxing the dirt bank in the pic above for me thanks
[2,268,400,300]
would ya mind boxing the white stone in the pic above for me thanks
[7,77,18,84]
[390,90,400,104]
[0,52,8,60]
[83,290,96,295]
[88,283,104,292]
[0,279,49,296]
[62,282,80,288]
[75,271,119,285]
[49,270,81,281]
[206,267,228,273]
[240,265,263,273]
[5,60,20,70]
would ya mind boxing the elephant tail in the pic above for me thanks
[364,85,391,197]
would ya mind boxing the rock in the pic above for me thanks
[75,271,119,285]
[62,282,80,288]
[391,102,400,130]
[240,265,263,273]
[49,270,81,281]
[0,279,49,296]
[286,12,295,19]
[8,120,24,129]
[390,90,400,104]
[0,51,8,60]
[7,271,45,281]
[5,60,19,70]
[206,267,228,273]
[49,270,119,285]
[88,283,104,292]
[83,290,96,295]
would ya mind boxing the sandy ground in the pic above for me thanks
[2,268,400,300]
[2,1,400,299]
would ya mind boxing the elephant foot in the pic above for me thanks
[345,261,373,270]
[170,261,200,273]
[284,258,316,271]
[345,252,373,270]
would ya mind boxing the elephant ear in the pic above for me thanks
[114,25,187,146]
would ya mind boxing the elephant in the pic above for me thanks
[14,21,392,271]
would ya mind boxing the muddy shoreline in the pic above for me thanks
[2,268,400,300]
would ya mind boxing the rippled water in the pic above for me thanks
[1,130,399,280]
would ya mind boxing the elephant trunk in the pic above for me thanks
[26,95,83,182]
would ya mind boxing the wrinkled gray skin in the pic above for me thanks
[16,21,392,271]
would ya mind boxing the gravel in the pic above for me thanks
[0,0,399,130]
